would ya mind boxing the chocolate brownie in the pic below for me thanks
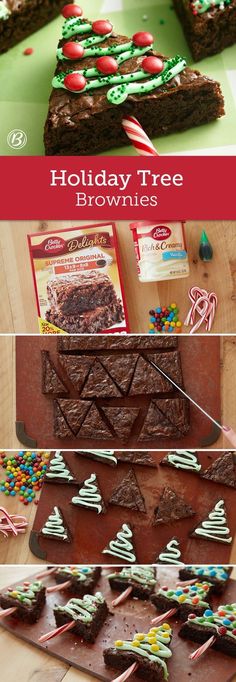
[46,300,124,333]
[109,468,146,512]
[116,451,157,467]
[108,566,156,599]
[44,6,224,156]
[55,566,101,595]
[104,624,172,682]
[101,406,139,441]
[161,450,201,472]
[179,565,232,594]
[153,486,195,524]
[47,271,118,316]
[173,0,236,61]
[57,336,178,352]
[45,450,77,484]
[71,472,106,514]
[102,523,136,563]
[0,0,67,54]
[129,351,183,395]
[138,398,190,440]
[190,498,232,544]
[0,580,46,623]
[75,449,118,466]
[40,505,71,542]
[200,451,236,488]
[41,350,68,395]
[54,592,108,642]
[80,360,122,398]
[179,603,236,657]
[151,582,213,621]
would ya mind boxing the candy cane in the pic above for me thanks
[0,607,17,619]
[151,608,177,625]
[112,586,133,607]
[184,287,217,334]
[189,635,216,660]
[39,620,74,643]
[112,663,138,682]
[36,567,57,579]
[122,115,158,156]
[47,580,72,593]
[0,508,28,537]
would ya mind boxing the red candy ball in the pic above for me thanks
[188,614,196,620]
[62,42,84,59]
[218,626,227,636]
[132,31,154,47]
[142,56,163,74]
[92,20,113,35]
[64,73,87,91]
[232,629,236,635]
[62,4,83,18]
[96,56,118,75]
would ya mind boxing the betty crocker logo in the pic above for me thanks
[33,237,67,256]
[150,225,172,240]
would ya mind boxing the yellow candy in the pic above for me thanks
[162,632,170,638]
[149,627,158,634]
[176,321,182,327]
[147,637,157,645]
[11,591,18,597]
[170,321,175,327]
[178,595,186,603]
[171,303,177,309]
[162,623,171,630]
[115,641,123,647]
[132,640,141,647]
[136,634,145,641]
[149,323,154,330]
[151,644,160,652]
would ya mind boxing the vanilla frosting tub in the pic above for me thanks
[130,221,189,283]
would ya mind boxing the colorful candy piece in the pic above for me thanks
[151,582,213,624]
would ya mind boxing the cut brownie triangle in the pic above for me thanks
[102,523,136,563]
[101,407,139,442]
[201,451,236,488]
[71,472,106,514]
[41,350,68,395]
[81,361,122,398]
[117,451,157,467]
[129,356,173,395]
[45,7,224,156]
[54,402,73,438]
[40,505,71,542]
[145,351,183,387]
[109,469,146,512]
[154,486,195,525]
[58,355,96,392]
[78,404,114,440]
[155,536,183,565]
[45,450,77,483]
[55,399,92,436]
[190,499,232,545]
[100,354,139,394]
[154,398,190,435]
[138,400,182,441]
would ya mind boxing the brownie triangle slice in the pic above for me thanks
[40,505,71,542]
[71,472,106,514]
[155,536,183,565]
[81,361,122,398]
[102,523,136,563]
[138,399,188,441]
[109,469,146,512]
[44,8,224,156]
[161,450,201,473]
[154,486,195,525]
[45,450,77,483]
[59,355,96,392]
[100,354,139,394]
[129,356,173,395]
[78,404,114,440]
[101,407,139,442]
[117,451,157,467]
[201,451,236,488]
[42,350,68,395]
[55,399,92,436]
[190,499,232,544]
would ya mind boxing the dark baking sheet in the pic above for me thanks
[29,451,236,564]
[15,336,221,449]
[0,567,236,682]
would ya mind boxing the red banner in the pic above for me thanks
[2,156,235,219]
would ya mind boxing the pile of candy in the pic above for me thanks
[0,451,50,505]
[148,304,182,333]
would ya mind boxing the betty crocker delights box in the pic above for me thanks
[28,222,129,334]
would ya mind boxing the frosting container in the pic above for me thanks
[130,221,189,283]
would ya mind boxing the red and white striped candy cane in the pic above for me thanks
[122,115,158,156]
[206,292,218,331]
[112,663,138,682]
[189,635,216,660]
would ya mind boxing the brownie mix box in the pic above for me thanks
[28,223,129,334]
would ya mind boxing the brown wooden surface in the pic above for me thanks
[0,567,236,682]
[0,221,236,333]
[15,335,221,449]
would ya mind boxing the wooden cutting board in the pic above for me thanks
[0,567,235,682]
[15,336,221,448]
[29,451,235,565]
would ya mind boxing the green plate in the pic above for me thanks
[0,0,236,155]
